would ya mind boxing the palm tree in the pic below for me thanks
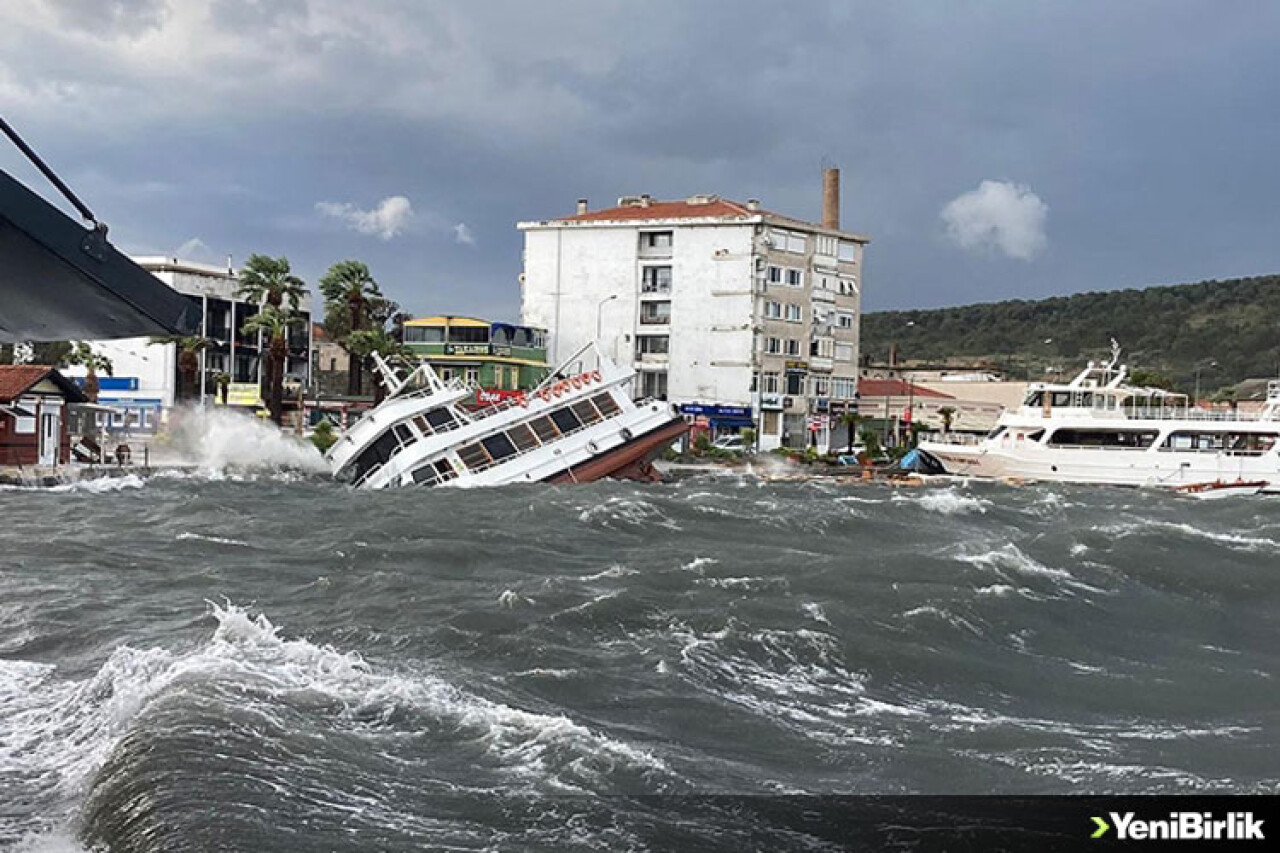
[68,342,114,402]
[319,260,383,396]
[242,306,303,425]
[345,328,408,404]
[150,336,212,402]
[937,406,957,435]
[236,254,306,310]
[839,411,867,454]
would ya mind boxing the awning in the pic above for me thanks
[710,416,755,429]
[0,167,202,342]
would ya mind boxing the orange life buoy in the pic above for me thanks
[589,370,602,383]
[570,375,584,390]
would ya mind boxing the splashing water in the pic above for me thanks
[157,407,329,475]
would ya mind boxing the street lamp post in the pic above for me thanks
[596,294,618,344]
[1193,360,1218,409]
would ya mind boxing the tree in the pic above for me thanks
[242,306,303,425]
[345,328,408,404]
[236,254,306,310]
[68,342,114,402]
[319,260,384,396]
[150,336,212,402]
[839,412,867,454]
[936,406,957,434]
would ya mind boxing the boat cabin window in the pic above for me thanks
[571,399,603,426]
[986,425,1006,440]
[1162,431,1278,454]
[392,423,415,448]
[410,457,460,487]
[456,443,492,471]
[592,393,621,417]
[481,433,518,462]
[1047,428,1157,449]
[550,407,582,435]
[1023,391,1043,407]
[350,429,401,483]
[529,416,561,444]
[425,408,458,432]
[506,423,540,453]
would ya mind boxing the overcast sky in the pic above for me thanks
[2,0,1277,321]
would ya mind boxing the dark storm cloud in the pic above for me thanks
[2,1,1278,318]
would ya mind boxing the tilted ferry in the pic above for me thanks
[326,343,688,489]
[918,344,1280,492]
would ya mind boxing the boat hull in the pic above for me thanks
[545,418,688,484]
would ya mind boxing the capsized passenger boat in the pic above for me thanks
[918,341,1280,493]
[326,343,688,489]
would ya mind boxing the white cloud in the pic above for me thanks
[941,180,1048,260]
[316,195,414,240]
[453,222,475,245]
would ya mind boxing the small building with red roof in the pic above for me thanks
[0,365,88,467]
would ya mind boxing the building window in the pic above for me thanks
[838,240,858,263]
[837,312,854,329]
[785,268,803,287]
[639,371,668,400]
[440,368,454,382]
[763,411,780,435]
[641,231,673,249]
[816,235,837,256]
[812,337,834,359]
[785,339,801,356]
[636,335,670,355]
[642,266,672,293]
[770,228,808,254]
[786,373,805,395]
[833,377,857,398]
[762,372,781,394]
[767,266,782,284]
[764,300,782,319]
[464,367,480,385]
[640,301,671,324]
[764,336,781,354]
[813,377,830,397]
[835,343,854,362]
[785,304,802,323]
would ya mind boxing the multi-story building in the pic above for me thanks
[69,257,313,432]
[518,169,867,450]
[403,316,549,404]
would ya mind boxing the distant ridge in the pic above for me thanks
[862,274,1280,395]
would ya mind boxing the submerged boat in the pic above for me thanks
[326,343,688,489]
[918,343,1280,493]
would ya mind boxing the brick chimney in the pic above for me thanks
[577,198,588,215]
[822,167,840,230]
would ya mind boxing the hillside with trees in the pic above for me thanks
[861,274,1280,397]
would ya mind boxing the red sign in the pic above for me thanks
[476,388,526,405]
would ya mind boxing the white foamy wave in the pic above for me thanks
[680,556,718,573]
[577,497,681,531]
[896,488,990,516]
[158,407,329,476]
[957,543,1074,581]
[581,564,638,581]
[1099,519,1280,554]
[1,474,147,494]
[0,603,667,836]
[175,532,249,547]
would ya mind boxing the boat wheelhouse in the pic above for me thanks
[919,343,1280,492]
[326,343,687,489]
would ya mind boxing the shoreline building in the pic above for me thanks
[403,316,549,404]
[518,169,867,451]
[0,365,88,467]
[69,257,313,433]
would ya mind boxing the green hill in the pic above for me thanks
[861,274,1280,397]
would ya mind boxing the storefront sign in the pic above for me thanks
[678,403,752,418]
[760,393,783,410]
[785,360,809,372]
[221,382,262,407]
[445,343,490,356]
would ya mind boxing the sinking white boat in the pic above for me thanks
[1172,479,1268,499]
[326,343,688,489]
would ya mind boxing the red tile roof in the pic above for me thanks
[561,197,772,223]
[0,365,54,403]
[0,365,87,403]
[857,379,953,400]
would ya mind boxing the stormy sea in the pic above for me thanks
[2,427,1278,850]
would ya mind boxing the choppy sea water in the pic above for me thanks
[2,468,1278,850]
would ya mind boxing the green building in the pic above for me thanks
[402,316,549,403]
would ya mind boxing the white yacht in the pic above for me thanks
[918,344,1280,492]
[326,343,688,489]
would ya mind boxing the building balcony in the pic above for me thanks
[639,315,670,326]
[809,355,834,372]
[639,284,671,297]
[811,287,835,304]
[638,245,673,260]
[636,352,669,364]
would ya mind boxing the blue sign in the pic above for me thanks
[678,403,752,418]
[98,377,140,391]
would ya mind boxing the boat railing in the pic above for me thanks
[923,433,985,446]
[1121,406,1270,422]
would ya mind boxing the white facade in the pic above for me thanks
[68,257,313,432]
[519,196,867,450]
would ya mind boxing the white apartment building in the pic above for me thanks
[518,170,867,451]
[67,257,313,433]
